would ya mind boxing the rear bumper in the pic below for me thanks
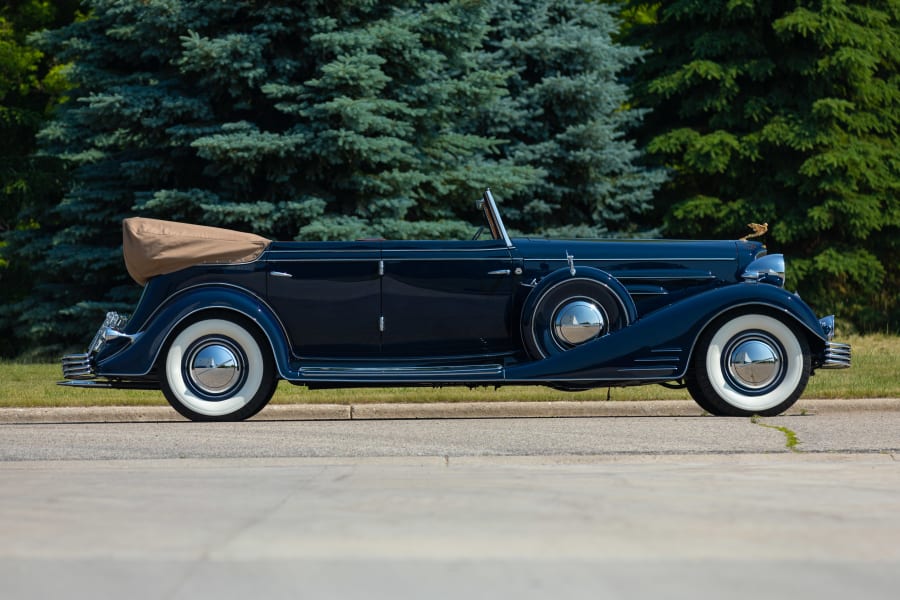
[62,352,95,380]
[61,312,131,380]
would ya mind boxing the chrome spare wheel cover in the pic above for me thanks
[553,300,605,346]
[186,339,244,396]
[725,334,784,391]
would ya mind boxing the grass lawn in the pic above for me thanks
[0,334,896,408]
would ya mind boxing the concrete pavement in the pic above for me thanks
[3,399,899,599]
[1,397,898,423]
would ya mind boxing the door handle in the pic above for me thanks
[487,269,511,276]
[270,271,293,278]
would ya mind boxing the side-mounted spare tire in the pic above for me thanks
[520,267,636,359]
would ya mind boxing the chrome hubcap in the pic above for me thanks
[725,335,783,391]
[553,300,606,346]
[186,340,243,396]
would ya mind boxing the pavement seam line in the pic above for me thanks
[750,416,801,452]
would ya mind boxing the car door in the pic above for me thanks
[380,240,517,358]
[266,241,381,357]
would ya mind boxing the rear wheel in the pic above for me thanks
[160,317,277,421]
[691,313,811,417]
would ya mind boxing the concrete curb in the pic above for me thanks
[1,398,897,424]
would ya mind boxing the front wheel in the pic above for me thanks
[160,317,277,421]
[691,313,811,417]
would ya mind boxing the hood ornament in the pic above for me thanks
[740,222,768,241]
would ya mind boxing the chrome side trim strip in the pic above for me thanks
[616,274,717,280]
[525,257,734,263]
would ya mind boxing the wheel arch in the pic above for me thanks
[95,285,293,380]
[684,302,827,374]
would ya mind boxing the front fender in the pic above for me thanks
[95,284,293,379]
[505,283,827,382]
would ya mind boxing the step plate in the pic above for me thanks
[299,364,504,382]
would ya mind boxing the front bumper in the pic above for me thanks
[61,312,133,380]
[817,315,851,369]
[821,341,851,369]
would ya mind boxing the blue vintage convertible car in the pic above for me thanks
[61,189,850,421]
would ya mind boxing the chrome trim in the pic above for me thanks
[88,312,128,353]
[488,269,511,276]
[274,257,512,263]
[58,379,115,389]
[553,300,604,346]
[819,315,835,341]
[634,357,681,363]
[725,335,783,390]
[100,327,141,345]
[62,312,132,380]
[186,340,243,395]
[382,247,513,254]
[566,251,575,276]
[57,379,159,390]
[62,353,94,380]
[300,364,504,378]
[816,315,851,369]
[270,271,293,278]
[382,257,514,261]
[742,254,785,287]
[525,257,734,262]
[820,341,851,369]
[270,246,510,255]
[616,275,717,280]
[484,188,513,248]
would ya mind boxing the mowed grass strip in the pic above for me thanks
[0,334,895,408]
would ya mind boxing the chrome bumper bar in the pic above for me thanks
[816,315,850,369]
[61,312,133,380]
[62,353,95,380]
[820,341,851,369]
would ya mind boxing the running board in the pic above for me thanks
[298,364,504,382]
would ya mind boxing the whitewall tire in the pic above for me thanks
[160,317,277,421]
[691,313,811,417]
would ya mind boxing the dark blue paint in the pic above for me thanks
[92,231,829,389]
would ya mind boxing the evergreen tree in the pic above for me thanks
[628,0,900,331]
[0,0,79,356]
[12,0,661,354]
[484,0,665,237]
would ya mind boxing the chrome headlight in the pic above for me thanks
[742,254,785,287]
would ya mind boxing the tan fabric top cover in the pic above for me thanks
[123,217,271,286]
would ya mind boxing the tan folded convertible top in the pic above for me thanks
[123,218,271,286]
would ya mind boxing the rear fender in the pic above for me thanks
[95,285,293,379]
